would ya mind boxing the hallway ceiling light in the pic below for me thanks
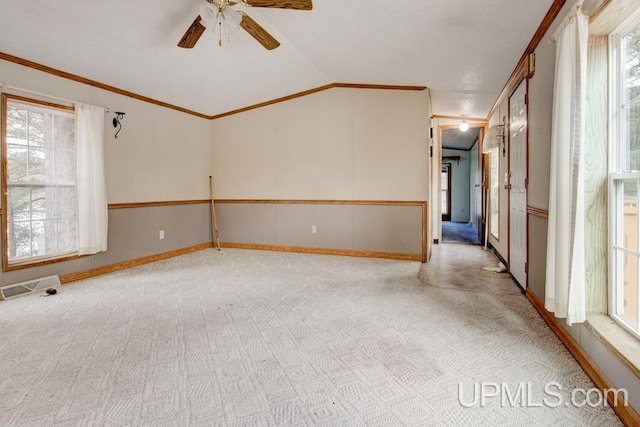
[459,118,470,132]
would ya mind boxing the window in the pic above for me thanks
[610,15,640,338]
[1,94,78,268]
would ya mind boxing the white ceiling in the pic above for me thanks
[442,128,481,151]
[0,0,554,118]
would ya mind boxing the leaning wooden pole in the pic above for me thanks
[209,176,221,251]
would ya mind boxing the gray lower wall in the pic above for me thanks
[559,315,640,412]
[0,203,212,287]
[217,203,423,255]
[528,215,548,299]
[0,201,422,290]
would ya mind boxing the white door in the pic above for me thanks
[509,81,527,289]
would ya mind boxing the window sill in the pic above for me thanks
[585,314,640,380]
[4,252,86,272]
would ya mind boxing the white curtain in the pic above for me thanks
[75,103,108,255]
[545,3,588,326]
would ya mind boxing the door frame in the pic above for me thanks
[436,123,487,238]
[481,152,491,244]
[472,132,486,243]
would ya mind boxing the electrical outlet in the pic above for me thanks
[311,225,317,234]
[159,230,165,240]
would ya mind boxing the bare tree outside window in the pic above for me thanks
[3,96,77,265]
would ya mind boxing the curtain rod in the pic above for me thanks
[0,82,115,113]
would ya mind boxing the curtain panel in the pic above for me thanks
[75,103,108,255]
[545,3,589,325]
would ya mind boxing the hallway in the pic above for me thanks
[442,221,482,245]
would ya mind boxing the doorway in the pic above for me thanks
[440,126,483,245]
[441,163,452,221]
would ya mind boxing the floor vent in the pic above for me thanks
[1,275,61,299]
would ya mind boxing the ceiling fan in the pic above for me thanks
[178,0,312,51]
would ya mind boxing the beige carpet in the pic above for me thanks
[0,245,622,426]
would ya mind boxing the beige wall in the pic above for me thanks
[0,59,212,204]
[211,87,430,256]
[0,62,431,287]
[0,58,213,286]
[212,87,430,201]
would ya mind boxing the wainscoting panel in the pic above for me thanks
[353,204,422,254]
[216,203,278,244]
[0,203,212,288]
[274,204,354,249]
[528,214,549,300]
[92,203,211,267]
[92,207,156,266]
[216,201,425,259]
[152,204,212,254]
[0,200,425,290]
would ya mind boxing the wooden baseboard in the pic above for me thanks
[58,241,419,285]
[220,242,422,262]
[526,289,640,426]
[59,243,213,284]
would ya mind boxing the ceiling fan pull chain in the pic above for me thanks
[218,14,223,46]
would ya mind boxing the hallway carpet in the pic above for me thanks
[0,247,621,426]
[442,221,482,245]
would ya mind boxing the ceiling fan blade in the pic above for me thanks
[178,16,206,48]
[239,12,281,50]
[244,0,312,11]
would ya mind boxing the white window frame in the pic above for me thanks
[608,9,640,339]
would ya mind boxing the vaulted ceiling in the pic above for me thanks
[0,0,554,118]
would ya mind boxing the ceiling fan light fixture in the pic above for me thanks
[199,2,219,29]
[200,2,242,46]
[178,0,312,50]
[459,119,470,132]
[221,5,242,32]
